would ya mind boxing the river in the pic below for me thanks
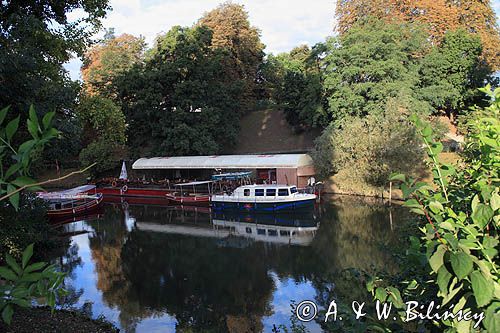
[53,195,412,333]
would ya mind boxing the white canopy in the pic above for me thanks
[132,154,313,170]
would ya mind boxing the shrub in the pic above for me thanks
[313,100,424,189]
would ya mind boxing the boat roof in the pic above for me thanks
[132,154,313,170]
[236,184,297,189]
[175,180,213,187]
[38,185,96,199]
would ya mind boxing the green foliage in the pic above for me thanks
[0,193,58,262]
[263,45,327,131]
[313,101,424,188]
[322,19,431,125]
[115,25,243,156]
[0,244,67,324]
[0,106,60,209]
[77,95,126,174]
[0,1,110,164]
[371,86,500,332]
[418,29,492,116]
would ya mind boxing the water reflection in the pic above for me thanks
[55,196,411,333]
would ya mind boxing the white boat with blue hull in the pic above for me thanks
[211,184,316,212]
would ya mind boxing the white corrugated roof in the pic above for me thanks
[132,154,313,170]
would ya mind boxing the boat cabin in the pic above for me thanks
[231,184,299,198]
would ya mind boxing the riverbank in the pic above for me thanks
[0,307,119,333]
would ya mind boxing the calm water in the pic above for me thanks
[53,196,411,333]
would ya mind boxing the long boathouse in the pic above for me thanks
[132,154,315,187]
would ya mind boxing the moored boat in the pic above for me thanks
[211,184,316,212]
[165,180,212,206]
[37,185,103,220]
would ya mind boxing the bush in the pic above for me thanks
[313,100,424,189]
[79,140,123,176]
[0,193,59,262]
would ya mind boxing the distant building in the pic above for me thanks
[132,154,315,187]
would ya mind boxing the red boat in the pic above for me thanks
[38,185,104,221]
[165,180,212,206]
[95,186,174,198]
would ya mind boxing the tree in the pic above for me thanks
[198,2,265,111]
[313,100,424,189]
[0,0,110,114]
[418,29,490,118]
[264,45,327,131]
[115,25,244,157]
[335,0,500,69]
[0,0,110,167]
[322,19,430,124]
[77,95,126,174]
[81,33,146,98]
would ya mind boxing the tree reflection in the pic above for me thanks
[79,198,411,332]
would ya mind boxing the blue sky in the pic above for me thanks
[65,0,500,80]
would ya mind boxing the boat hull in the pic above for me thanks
[211,198,315,212]
[165,194,210,206]
[47,194,104,220]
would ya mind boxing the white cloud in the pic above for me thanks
[65,0,335,79]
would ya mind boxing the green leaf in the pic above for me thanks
[439,221,455,231]
[11,299,30,308]
[422,125,432,138]
[429,245,446,273]
[484,302,500,332]
[4,164,21,180]
[2,304,13,325]
[387,286,404,308]
[0,106,9,126]
[430,142,443,155]
[470,270,494,307]
[5,254,21,276]
[375,287,387,302]
[472,204,494,229]
[24,262,47,274]
[5,116,20,142]
[28,105,39,128]
[26,119,39,139]
[11,176,35,188]
[42,112,55,130]
[491,191,500,211]
[389,173,405,182]
[437,266,452,294]
[8,193,19,211]
[429,201,444,213]
[21,244,33,269]
[450,252,473,280]
[0,267,17,281]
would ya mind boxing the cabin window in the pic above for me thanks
[268,229,278,236]
[255,189,265,196]
[244,189,250,196]
[257,228,266,235]
[290,187,298,194]
[278,188,289,196]
[245,227,252,234]
[266,189,276,196]
[280,230,290,236]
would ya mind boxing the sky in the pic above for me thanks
[65,0,500,80]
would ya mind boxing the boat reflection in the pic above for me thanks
[135,207,319,247]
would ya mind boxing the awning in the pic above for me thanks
[211,171,252,181]
[132,154,313,170]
